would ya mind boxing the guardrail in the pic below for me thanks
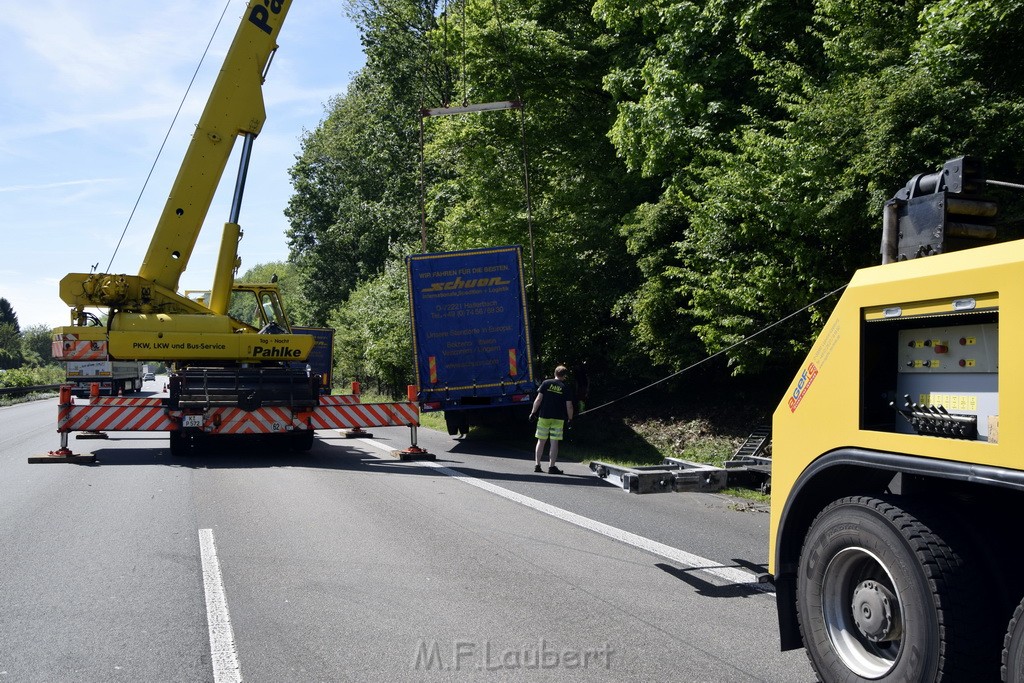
[0,384,61,397]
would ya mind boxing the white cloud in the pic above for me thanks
[0,178,116,194]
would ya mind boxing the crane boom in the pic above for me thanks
[140,1,291,295]
[40,1,430,464]
[54,0,311,365]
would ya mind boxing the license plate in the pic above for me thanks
[182,414,204,428]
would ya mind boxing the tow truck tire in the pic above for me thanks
[1002,595,1024,682]
[796,495,986,682]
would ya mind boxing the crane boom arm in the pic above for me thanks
[138,0,291,294]
[55,1,313,364]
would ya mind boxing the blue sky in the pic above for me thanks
[0,1,366,329]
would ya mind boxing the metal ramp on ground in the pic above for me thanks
[724,425,772,493]
[589,425,772,495]
[589,458,727,494]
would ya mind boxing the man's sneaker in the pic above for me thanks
[534,464,542,473]
[548,466,563,475]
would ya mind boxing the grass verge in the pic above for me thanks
[0,390,59,408]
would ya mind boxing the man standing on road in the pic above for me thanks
[529,365,574,474]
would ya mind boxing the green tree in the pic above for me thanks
[287,0,439,326]
[287,0,1024,393]
[0,324,21,369]
[329,250,413,396]
[20,324,55,368]
[0,299,22,369]
[422,0,650,373]
[595,0,1024,374]
[0,298,19,332]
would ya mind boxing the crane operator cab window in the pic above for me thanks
[228,287,290,334]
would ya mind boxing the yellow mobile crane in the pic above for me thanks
[56,1,310,362]
[770,157,1024,681]
[46,1,424,459]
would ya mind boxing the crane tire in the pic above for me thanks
[290,430,315,452]
[169,431,188,457]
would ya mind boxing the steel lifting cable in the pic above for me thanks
[419,0,456,252]
[441,0,451,107]
[460,0,468,106]
[488,0,538,311]
[576,284,849,417]
[416,0,537,272]
[106,0,233,273]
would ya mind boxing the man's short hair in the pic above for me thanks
[555,365,568,379]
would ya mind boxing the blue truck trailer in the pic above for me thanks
[406,246,537,435]
[291,327,335,394]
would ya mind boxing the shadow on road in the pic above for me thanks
[63,434,603,490]
[654,562,770,599]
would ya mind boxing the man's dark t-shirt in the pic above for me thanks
[537,379,574,420]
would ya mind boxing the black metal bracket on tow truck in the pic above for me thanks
[589,459,727,494]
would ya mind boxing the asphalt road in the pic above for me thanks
[0,395,815,682]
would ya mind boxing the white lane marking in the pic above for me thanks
[358,439,769,590]
[199,528,243,683]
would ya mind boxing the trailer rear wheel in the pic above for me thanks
[444,412,468,437]
[796,496,984,682]
[1002,595,1024,682]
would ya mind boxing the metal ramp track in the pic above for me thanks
[729,425,771,461]
[724,425,772,493]
[590,458,727,494]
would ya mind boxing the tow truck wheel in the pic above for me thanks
[1002,596,1024,682]
[796,495,985,682]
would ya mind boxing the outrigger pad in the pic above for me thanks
[391,447,435,461]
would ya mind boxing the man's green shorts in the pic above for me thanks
[535,417,565,441]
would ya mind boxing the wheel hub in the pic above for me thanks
[851,580,901,642]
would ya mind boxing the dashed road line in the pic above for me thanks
[199,528,243,683]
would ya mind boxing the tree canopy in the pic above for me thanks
[0,298,22,369]
[284,0,1024,398]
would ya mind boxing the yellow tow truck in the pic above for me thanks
[770,156,1024,681]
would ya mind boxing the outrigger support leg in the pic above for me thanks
[344,380,374,438]
[392,424,433,461]
[29,386,97,463]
